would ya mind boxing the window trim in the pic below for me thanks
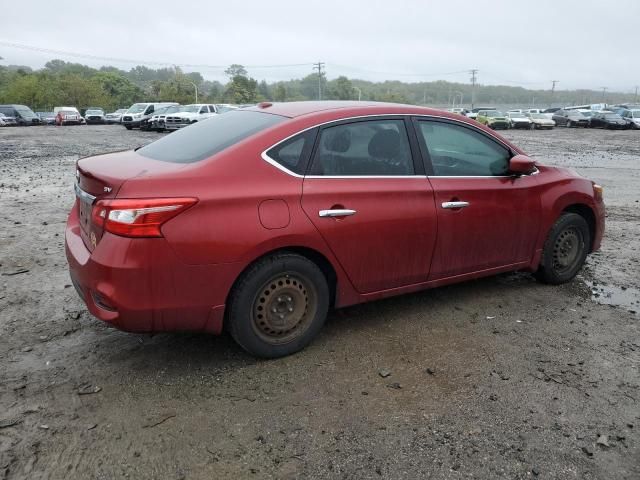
[411,116,522,178]
[261,114,480,179]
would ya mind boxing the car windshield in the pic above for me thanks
[485,111,503,117]
[164,105,182,114]
[530,114,545,119]
[217,106,235,113]
[508,113,526,119]
[569,112,586,117]
[127,103,148,114]
[86,110,102,115]
[604,114,622,119]
[580,111,594,117]
[631,110,640,118]
[116,109,128,113]
[137,110,286,163]
[15,107,36,117]
[182,105,201,113]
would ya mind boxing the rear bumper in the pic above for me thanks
[64,202,238,334]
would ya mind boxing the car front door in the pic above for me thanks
[301,117,438,293]
[414,118,541,279]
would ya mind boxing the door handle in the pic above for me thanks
[319,209,357,218]
[441,201,470,209]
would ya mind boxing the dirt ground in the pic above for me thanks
[0,124,639,480]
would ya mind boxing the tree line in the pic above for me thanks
[0,59,636,112]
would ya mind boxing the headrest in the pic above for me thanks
[323,128,351,153]
[368,129,401,159]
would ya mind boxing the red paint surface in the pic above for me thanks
[66,102,605,334]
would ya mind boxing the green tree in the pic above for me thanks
[328,76,354,100]
[224,64,248,78]
[273,83,287,102]
[225,75,258,104]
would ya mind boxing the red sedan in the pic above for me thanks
[66,102,605,357]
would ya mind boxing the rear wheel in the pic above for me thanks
[535,213,590,284]
[227,253,330,358]
[125,125,132,130]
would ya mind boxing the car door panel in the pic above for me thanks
[302,178,437,293]
[428,176,540,279]
[301,118,437,294]
[414,118,541,279]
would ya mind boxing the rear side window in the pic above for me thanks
[138,110,285,163]
[266,129,317,175]
[310,119,414,176]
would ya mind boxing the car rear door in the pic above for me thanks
[413,118,541,279]
[301,117,438,293]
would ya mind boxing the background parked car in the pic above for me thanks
[506,111,533,129]
[55,109,82,126]
[84,108,105,124]
[588,112,631,130]
[525,113,555,129]
[620,108,640,129]
[54,106,85,124]
[476,110,510,129]
[0,104,42,125]
[121,102,179,129]
[552,109,589,127]
[466,107,496,119]
[36,112,56,124]
[147,105,184,131]
[164,104,218,131]
[105,108,127,124]
[0,112,18,126]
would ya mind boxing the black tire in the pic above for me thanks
[530,122,536,130]
[535,213,590,285]
[227,253,330,358]
[125,125,132,130]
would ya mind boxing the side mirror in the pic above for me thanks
[509,155,536,175]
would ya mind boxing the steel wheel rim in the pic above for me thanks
[251,273,318,345]
[552,227,582,273]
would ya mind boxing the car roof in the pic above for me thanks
[243,101,477,120]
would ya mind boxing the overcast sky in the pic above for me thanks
[1,0,638,92]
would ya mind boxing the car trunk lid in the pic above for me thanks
[75,149,187,251]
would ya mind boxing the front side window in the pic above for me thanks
[417,121,510,177]
[138,110,285,163]
[200,106,208,114]
[310,119,414,176]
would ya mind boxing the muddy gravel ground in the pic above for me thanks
[0,125,639,480]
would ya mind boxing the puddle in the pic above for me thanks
[584,281,640,315]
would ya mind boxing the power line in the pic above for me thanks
[328,63,468,78]
[0,40,314,70]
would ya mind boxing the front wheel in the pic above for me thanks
[535,213,590,284]
[227,253,330,358]
[566,120,572,128]
[125,125,132,130]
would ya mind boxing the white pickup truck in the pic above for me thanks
[164,104,219,130]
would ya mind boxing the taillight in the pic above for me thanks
[92,198,198,237]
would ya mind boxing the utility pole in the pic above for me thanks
[550,80,559,107]
[469,69,478,109]
[189,82,198,103]
[634,86,638,103]
[354,86,362,101]
[313,61,325,100]
[600,86,607,102]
